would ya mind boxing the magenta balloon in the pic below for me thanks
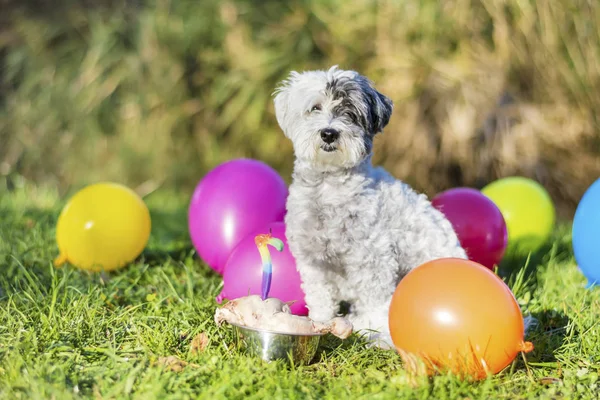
[188,159,288,274]
[431,187,508,270]
[217,222,308,316]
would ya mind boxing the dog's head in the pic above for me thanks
[273,65,393,170]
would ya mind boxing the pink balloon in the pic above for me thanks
[216,222,308,316]
[188,159,288,275]
[432,187,508,270]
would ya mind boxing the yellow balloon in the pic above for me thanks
[481,176,555,256]
[54,182,151,272]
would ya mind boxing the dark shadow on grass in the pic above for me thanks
[138,206,196,266]
[316,332,367,355]
[138,206,221,278]
[496,232,574,289]
[146,206,189,247]
[515,309,572,369]
[141,247,194,266]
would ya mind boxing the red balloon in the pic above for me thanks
[432,187,507,270]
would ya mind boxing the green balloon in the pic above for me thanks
[481,176,555,255]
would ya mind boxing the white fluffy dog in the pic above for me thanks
[273,65,467,349]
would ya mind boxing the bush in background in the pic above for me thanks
[1,0,599,218]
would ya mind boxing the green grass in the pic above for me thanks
[1,182,599,399]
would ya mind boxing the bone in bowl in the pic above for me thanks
[214,295,353,365]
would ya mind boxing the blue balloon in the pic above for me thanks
[572,177,600,288]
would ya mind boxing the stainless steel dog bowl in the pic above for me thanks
[229,322,323,365]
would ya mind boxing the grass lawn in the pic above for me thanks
[1,183,599,399]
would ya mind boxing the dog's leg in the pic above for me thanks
[352,299,396,349]
[344,269,397,350]
[298,263,340,322]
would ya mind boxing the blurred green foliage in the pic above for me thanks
[1,0,600,217]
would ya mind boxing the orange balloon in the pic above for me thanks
[388,258,533,380]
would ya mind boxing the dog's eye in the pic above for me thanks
[310,104,322,112]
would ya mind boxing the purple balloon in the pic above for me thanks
[188,159,288,275]
[217,222,308,316]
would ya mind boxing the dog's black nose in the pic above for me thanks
[320,128,339,144]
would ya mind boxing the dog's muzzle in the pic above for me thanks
[320,128,339,152]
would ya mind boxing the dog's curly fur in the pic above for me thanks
[273,66,467,348]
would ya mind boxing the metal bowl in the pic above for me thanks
[229,322,323,365]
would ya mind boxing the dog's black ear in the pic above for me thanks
[369,88,393,135]
[355,74,394,135]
